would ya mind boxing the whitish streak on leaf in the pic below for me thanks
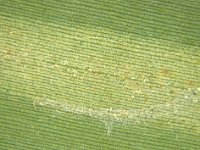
[33,87,200,135]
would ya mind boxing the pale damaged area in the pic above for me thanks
[34,88,200,135]
[1,16,200,135]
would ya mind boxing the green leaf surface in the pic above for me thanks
[0,0,200,149]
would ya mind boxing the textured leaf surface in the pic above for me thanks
[0,0,200,149]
